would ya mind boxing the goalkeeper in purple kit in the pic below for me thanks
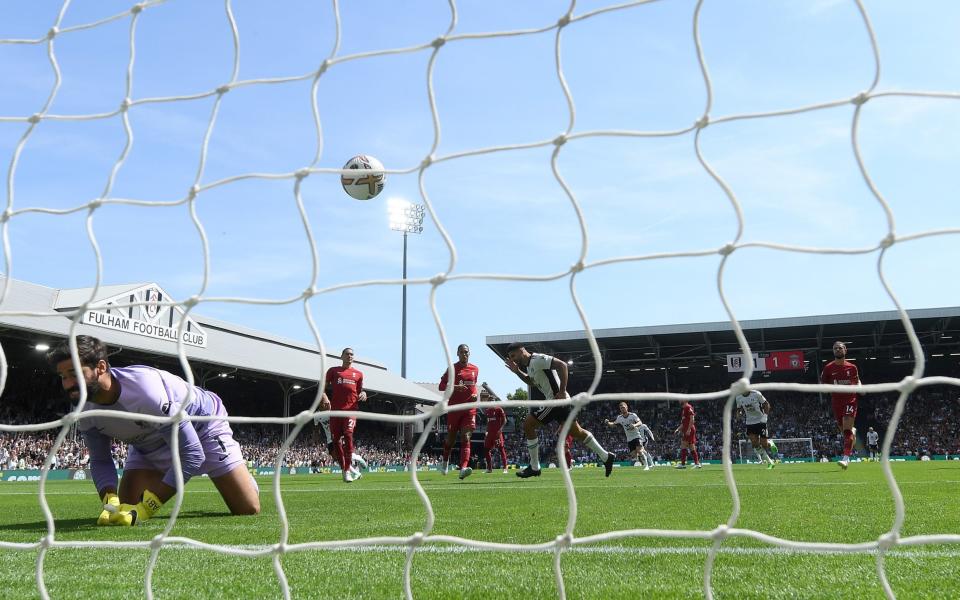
[48,335,260,526]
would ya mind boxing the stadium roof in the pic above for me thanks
[486,307,960,371]
[0,276,440,403]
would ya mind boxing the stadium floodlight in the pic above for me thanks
[387,198,425,378]
[34,343,49,351]
[292,384,302,390]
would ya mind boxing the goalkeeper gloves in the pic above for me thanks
[106,489,164,526]
[97,492,120,526]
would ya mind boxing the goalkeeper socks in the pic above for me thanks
[582,433,609,462]
[526,438,541,471]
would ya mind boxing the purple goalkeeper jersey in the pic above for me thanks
[80,366,226,493]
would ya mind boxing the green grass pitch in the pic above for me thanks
[1,461,958,599]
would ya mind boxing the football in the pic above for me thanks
[340,154,386,200]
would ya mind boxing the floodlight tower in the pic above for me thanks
[388,198,425,378]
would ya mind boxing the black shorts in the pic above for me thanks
[628,438,643,452]
[868,443,879,453]
[746,422,768,438]
[533,404,572,424]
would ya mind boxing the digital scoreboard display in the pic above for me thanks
[726,350,806,372]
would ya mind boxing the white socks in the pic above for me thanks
[644,452,653,468]
[582,433,609,462]
[526,438,541,471]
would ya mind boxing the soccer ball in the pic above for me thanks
[340,154,386,200]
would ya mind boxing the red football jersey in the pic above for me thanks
[325,366,363,410]
[681,403,695,430]
[821,361,860,403]
[438,362,479,405]
[485,406,506,430]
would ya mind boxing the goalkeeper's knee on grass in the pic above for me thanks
[105,489,164,526]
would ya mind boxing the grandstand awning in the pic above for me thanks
[0,276,440,403]
[486,307,960,372]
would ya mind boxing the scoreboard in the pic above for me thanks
[726,350,806,373]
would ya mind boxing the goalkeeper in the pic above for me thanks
[48,336,260,526]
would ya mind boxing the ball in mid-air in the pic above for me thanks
[341,154,386,200]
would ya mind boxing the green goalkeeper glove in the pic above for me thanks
[106,489,164,526]
[97,492,120,526]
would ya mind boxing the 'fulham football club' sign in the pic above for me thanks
[81,284,207,348]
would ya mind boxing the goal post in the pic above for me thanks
[737,437,814,464]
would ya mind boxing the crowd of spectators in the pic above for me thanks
[2,371,957,470]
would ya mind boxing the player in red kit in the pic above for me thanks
[674,400,701,469]
[564,434,574,469]
[439,344,480,480]
[482,395,509,474]
[323,348,367,483]
[821,341,862,469]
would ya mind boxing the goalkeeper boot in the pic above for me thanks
[458,466,473,480]
[767,462,775,470]
[97,493,120,526]
[516,466,541,479]
[604,453,615,477]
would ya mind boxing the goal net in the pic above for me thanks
[737,437,814,464]
[1,1,959,599]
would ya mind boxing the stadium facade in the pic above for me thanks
[0,276,440,431]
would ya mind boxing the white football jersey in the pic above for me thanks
[735,391,768,425]
[524,353,565,400]
[866,430,879,445]
[314,414,333,444]
[615,413,649,442]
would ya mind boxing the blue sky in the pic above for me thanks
[1,0,958,400]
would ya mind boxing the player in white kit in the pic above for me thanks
[734,388,777,469]
[504,343,615,479]
[866,427,880,461]
[605,402,655,470]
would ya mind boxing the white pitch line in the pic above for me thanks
[31,543,960,559]
[5,479,960,496]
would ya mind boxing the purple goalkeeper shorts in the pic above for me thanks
[124,414,245,479]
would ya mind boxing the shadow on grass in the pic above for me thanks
[4,511,234,535]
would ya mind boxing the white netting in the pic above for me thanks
[1,1,959,599]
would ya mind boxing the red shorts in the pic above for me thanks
[484,429,504,449]
[683,428,697,445]
[329,416,356,440]
[446,408,476,433]
[832,397,858,426]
